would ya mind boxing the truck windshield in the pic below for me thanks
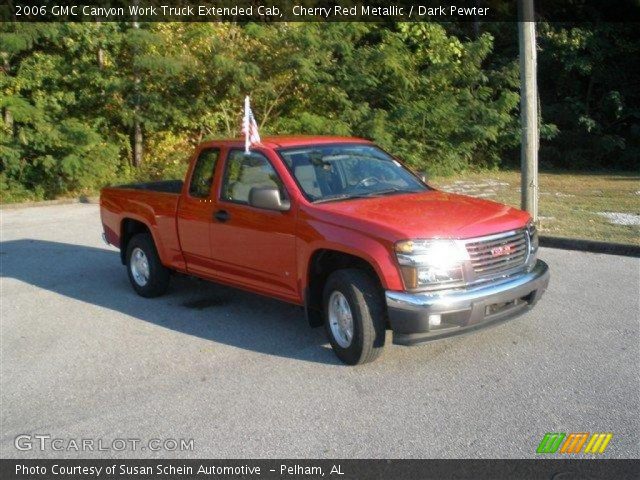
[279,144,428,202]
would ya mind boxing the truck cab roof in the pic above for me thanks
[199,136,372,150]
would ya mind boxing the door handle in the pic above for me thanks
[214,210,230,222]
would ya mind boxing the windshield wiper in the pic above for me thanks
[313,188,421,204]
[363,187,422,196]
[313,193,373,204]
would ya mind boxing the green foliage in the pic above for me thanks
[136,131,191,181]
[376,24,520,174]
[536,22,640,170]
[1,21,637,203]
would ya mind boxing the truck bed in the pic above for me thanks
[116,180,183,194]
[100,184,185,271]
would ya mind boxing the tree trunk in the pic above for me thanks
[585,75,594,116]
[97,48,105,69]
[2,54,13,131]
[3,108,12,130]
[95,15,105,69]
[473,0,482,38]
[131,8,142,167]
[132,121,143,167]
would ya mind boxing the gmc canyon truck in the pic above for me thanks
[100,136,549,364]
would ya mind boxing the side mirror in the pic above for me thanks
[249,186,290,211]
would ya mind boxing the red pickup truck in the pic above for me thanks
[100,136,549,364]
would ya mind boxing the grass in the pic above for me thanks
[430,171,640,246]
[3,169,638,246]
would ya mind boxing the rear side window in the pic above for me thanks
[189,149,219,198]
[220,150,286,204]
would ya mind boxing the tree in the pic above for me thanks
[2,20,636,203]
[537,22,640,169]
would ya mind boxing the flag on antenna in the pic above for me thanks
[242,96,261,154]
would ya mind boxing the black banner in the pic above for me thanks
[2,0,640,23]
[1,459,640,480]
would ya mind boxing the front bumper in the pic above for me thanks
[386,260,550,345]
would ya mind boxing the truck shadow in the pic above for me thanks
[0,239,341,365]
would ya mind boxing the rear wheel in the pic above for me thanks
[323,269,386,365]
[126,233,170,297]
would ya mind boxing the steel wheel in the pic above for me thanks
[130,247,150,286]
[328,290,354,348]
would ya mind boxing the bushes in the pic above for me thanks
[1,22,636,203]
[135,132,192,181]
[536,22,640,171]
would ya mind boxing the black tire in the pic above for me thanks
[323,268,386,365]
[125,233,170,298]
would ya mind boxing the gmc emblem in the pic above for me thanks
[491,245,513,257]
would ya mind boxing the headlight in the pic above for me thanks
[527,220,539,255]
[395,239,469,290]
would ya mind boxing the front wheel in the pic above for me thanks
[126,233,170,297]
[323,269,386,365]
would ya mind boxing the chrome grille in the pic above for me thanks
[465,229,528,279]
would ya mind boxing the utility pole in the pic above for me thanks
[518,0,538,220]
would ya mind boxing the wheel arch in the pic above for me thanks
[304,248,384,327]
[119,218,152,265]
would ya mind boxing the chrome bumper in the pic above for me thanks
[385,260,550,345]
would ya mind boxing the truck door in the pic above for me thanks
[176,147,220,277]
[208,148,298,301]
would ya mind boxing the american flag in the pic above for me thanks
[242,96,261,154]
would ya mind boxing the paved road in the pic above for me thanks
[1,204,638,459]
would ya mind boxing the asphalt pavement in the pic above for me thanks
[1,204,638,458]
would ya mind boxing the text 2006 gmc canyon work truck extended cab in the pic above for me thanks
[101,136,549,364]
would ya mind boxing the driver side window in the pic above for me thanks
[220,150,286,204]
[189,148,219,198]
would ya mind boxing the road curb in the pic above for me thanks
[0,196,99,210]
[540,236,640,258]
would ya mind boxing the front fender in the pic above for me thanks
[297,218,404,293]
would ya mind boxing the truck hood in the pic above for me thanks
[312,190,530,240]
